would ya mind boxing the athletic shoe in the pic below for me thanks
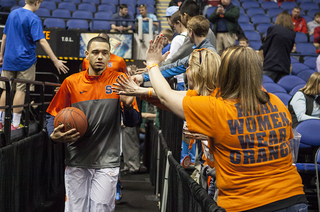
[11,124,21,130]
[116,179,123,201]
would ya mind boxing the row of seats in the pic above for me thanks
[44,18,112,31]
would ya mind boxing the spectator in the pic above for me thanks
[291,7,308,34]
[238,36,249,47]
[165,6,179,33]
[208,0,240,55]
[160,29,174,55]
[136,4,159,34]
[110,4,133,33]
[288,72,320,128]
[203,0,221,18]
[263,11,295,82]
[0,0,69,131]
[307,12,320,35]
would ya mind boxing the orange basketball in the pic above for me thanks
[54,107,88,138]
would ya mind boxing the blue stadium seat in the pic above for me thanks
[263,75,274,83]
[273,92,292,106]
[51,0,62,2]
[35,7,50,17]
[304,57,317,69]
[296,0,312,3]
[249,40,262,50]
[290,83,305,95]
[138,0,155,6]
[251,14,271,26]
[261,1,279,10]
[240,7,245,14]
[101,0,118,5]
[297,69,316,82]
[272,16,278,23]
[300,2,319,11]
[290,56,299,64]
[280,2,298,11]
[0,0,16,8]
[98,4,116,13]
[78,2,96,13]
[239,23,255,31]
[314,0,320,4]
[18,0,25,6]
[94,11,113,20]
[82,0,100,4]
[246,8,265,17]
[231,0,240,7]
[238,14,250,23]
[296,42,317,55]
[244,31,261,41]
[67,19,89,31]
[40,1,56,10]
[44,18,65,29]
[295,32,308,43]
[242,1,260,10]
[263,82,287,93]
[205,6,216,18]
[10,5,21,11]
[291,63,309,75]
[301,15,313,23]
[91,20,111,31]
[267,8,283,18]
[120,0,137,6]
[256,23,272,34]
[52,8,71,18]
[58,2,76,12]
[72,10,93,19]
[63,0,81,3]
[307,9,320,18]
[126,4,136,16]
[277,75,307,92]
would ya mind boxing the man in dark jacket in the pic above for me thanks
[208,0,239,54]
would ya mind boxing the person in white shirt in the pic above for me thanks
[307,12,320,35]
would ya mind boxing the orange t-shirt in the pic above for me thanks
[82,53,127,73]
[183,91,305,211]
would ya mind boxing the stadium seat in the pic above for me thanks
[297,69,316,82]
[78,3,96,13]
[82,0,100,4]
[289,83,305,95]
[314,0,320,4]
[300,2,319,11]
[138,0,155,6]
[263,75,274,83]
[263,82,287,93]
[304,57,317,70]
[0,0,16,8]
[244,31,261,41]
[296,43,317,55]
[64,0,81,3]
[238,14,250,23]
[280,2,298,11]
[94,11,113,20]
[261,1,279,10]
[205,6,216,18]
[266,8,283,18]
[277,75,307,92]
[44,18,66,29]
[291,63,310,75]
[120,0,137,6]
[58,2,76,12]
[91,20,111,31]
[40,1,56,11]
[66,19,89,31]
[271,16,278,23]
[239,23,255,31]
[35,7,50,17]
[10,5,21,11]
[309,34,314,43]
[52,8,71,18]
[51,0,62,2]
[242,1,260,10]
[251,14,271,26]
[98,4,116,13]
[296,0,312,3]
[301,15,313,23]
[256,23,272,34]
[246,8,265,17]
[295,32,308,43]
[240,7,245,14]
[101,0,118,5]
[72,10,93,19]
[290,56,299,64]
[273,92,292,106]
[18,0,25,6]
[126,4,136,16]
[249,40,262,50]
[307,9,320,18]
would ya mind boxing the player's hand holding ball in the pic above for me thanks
[50,124,80,143]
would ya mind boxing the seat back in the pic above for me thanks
[263,82,287,93]
[72,10,93,19]
[246,8,265,17]
[94,11,113,20]
[261,1,279,10]
[67,19,89,31]
[273,92,292,106]
[58,2,76,12]
[35,7,50,17]
[295,119,320,146]
[277,75,307,92]
[289,83,305,95]
[239,14,250,23]
[295,32,308,43]
[40,1,56,10]
[91,20,111,31]
[296,43,316,55]
[303,57,317,70]
[291,63,310,75]
[242,1,260,10]
[280,1,298,10]
[98,3,116,13]
[52,8,71,18]
[44,18,66,29]
[78,2,97,13]
[297,69,316,82]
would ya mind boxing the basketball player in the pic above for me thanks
[46,36,140,212]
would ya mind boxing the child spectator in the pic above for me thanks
[160,29,174,55]
[238,36,249,47]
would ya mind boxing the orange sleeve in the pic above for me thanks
[119,58,128,74]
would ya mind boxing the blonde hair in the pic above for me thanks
[187,15,210,37]
[217,46,268,116]
[275,11,294,30]
[300,72,320,95]
[188,49,221,96]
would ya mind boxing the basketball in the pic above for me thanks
[54,107,88,138]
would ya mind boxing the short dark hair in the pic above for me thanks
[179,0,199,17]
[293,6,301,11]
[315,12,320,18]
[119,4,128,9]
[170,11,181,24]
[87,37,109,50]
[239,37,249,43]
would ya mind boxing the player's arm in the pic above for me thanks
[39,38,69,74]
[0,34,6,65]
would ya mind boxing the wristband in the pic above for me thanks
[148,87,153,97]
[147,63,159,70]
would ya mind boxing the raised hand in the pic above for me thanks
[112,73,142,96]
[54,60,69,74]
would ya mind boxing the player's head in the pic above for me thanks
[187,48,221,96]
[300,72,320,95]
[179,0,199,26]
[239,37,249,47]
[187,15,210,43]
[85,37,111,73]
[217,46,268,116]
[275,11,294,30]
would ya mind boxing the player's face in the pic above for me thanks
[85,41,111,74]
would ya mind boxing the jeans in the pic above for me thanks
[273,203,308,212]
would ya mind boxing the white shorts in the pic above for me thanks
[64,166,119,212]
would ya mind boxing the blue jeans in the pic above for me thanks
[273,203,308,212]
